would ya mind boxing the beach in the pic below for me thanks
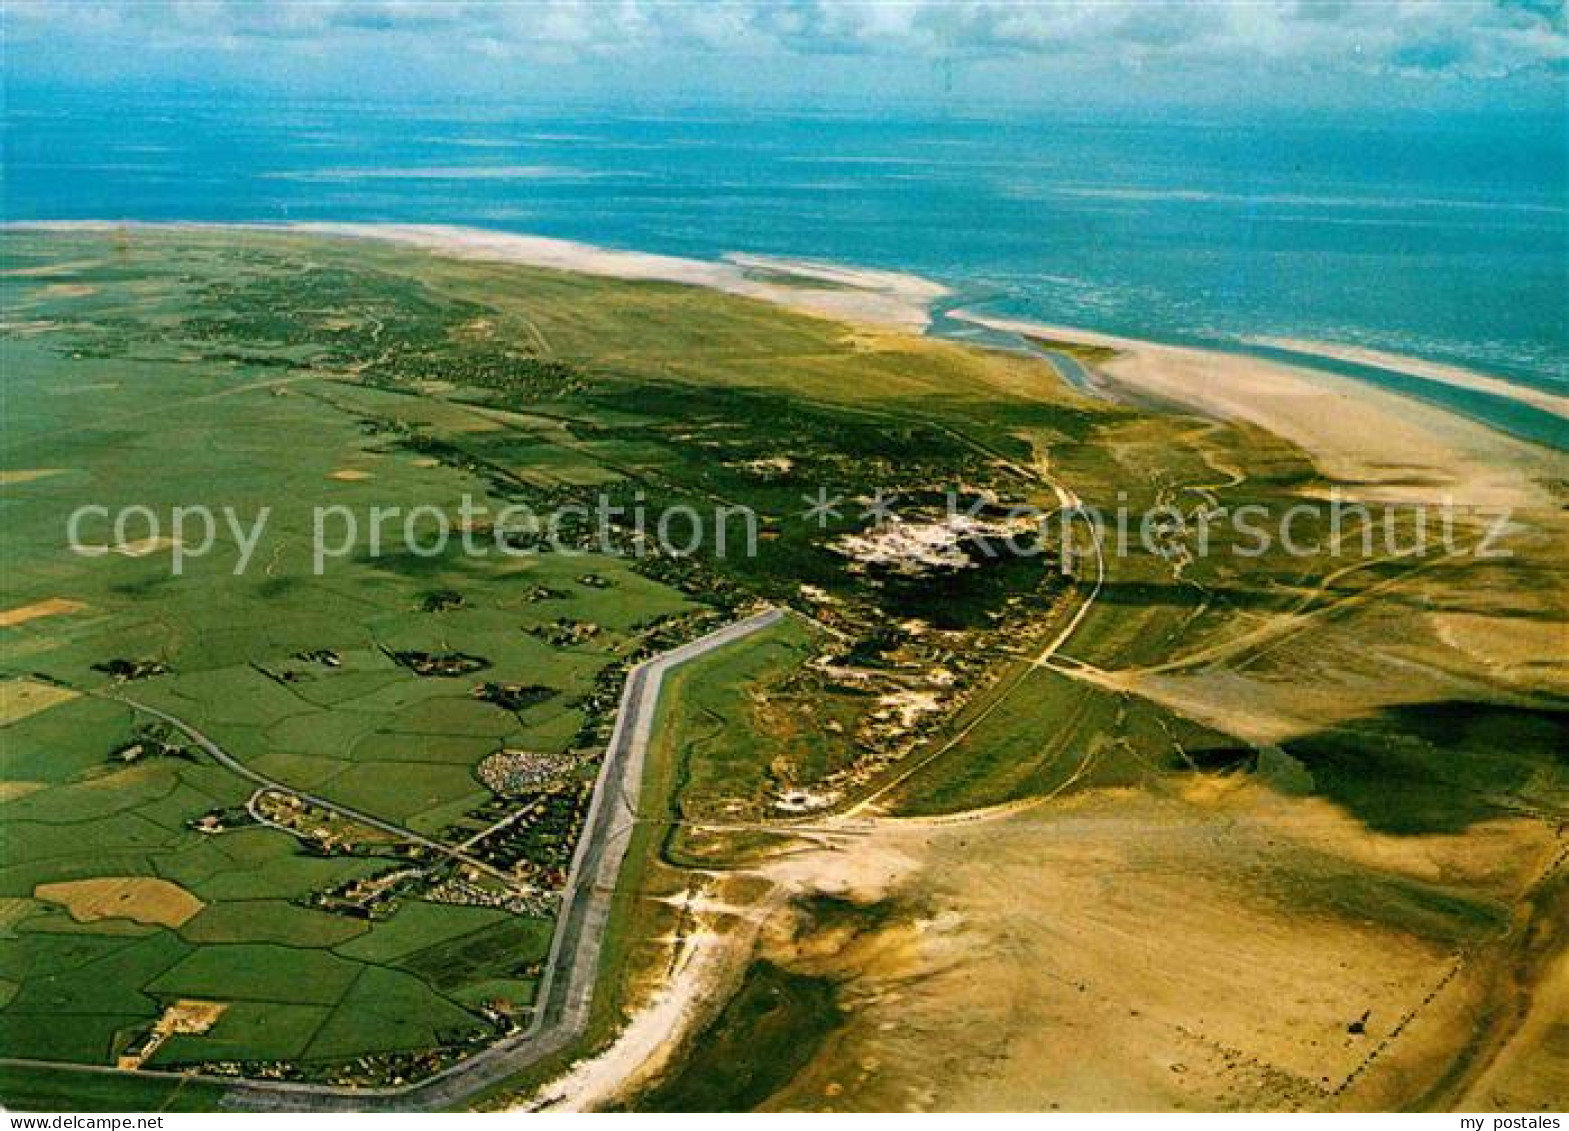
[951,309,1560,510]
[294,223,950,332]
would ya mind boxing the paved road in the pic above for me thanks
[93,694,515,885]
[0,608,784,1111]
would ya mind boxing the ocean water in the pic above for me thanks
[4,90,1565,410]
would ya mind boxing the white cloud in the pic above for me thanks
[6,0,1564,96]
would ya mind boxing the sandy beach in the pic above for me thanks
[952,309,1561,510]
[527,929,736,1113]
[1251,336,1569,421]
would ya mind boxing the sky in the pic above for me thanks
[4,1,1567,112]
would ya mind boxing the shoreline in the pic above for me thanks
[948,308,1560,510]
[1248,336,1569,421]
[6,220,948,334]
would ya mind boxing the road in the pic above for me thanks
[1,608,785,1111]
[92,694,517,886]
[842,460,1106,818]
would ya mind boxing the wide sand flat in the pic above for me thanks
[620,783,1556,1113]
[1253,337,1569,422]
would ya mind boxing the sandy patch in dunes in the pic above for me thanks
[35,877,205,929]
[120,536,179,556]
[0,468,67,486]
[51,382,120,395]
[329,468,374,481]
[0,320,61,337]
[1428,610,1569,687]
[0,680,79,725]
[0,260,103,279]
[74,536,181,558]
[0,598,87,628]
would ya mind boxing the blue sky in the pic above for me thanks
[6,1,1566,111]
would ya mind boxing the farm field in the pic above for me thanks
[0,229,726,1091]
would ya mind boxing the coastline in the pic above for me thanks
[1248,336,1569,421]
[948,308,1561,510]
[293,224,949,332]
[6,220,947,334]
[11,220,1562,459]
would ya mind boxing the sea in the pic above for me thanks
[4,90,1565,443]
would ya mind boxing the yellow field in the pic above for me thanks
[0,782,47,804]
[0,468,66,486]
[0,899,38,940]
[35,877,206,929]
[0,598,86,628]
[0,679,80,725]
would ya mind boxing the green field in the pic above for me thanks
[0,230,725,1093]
